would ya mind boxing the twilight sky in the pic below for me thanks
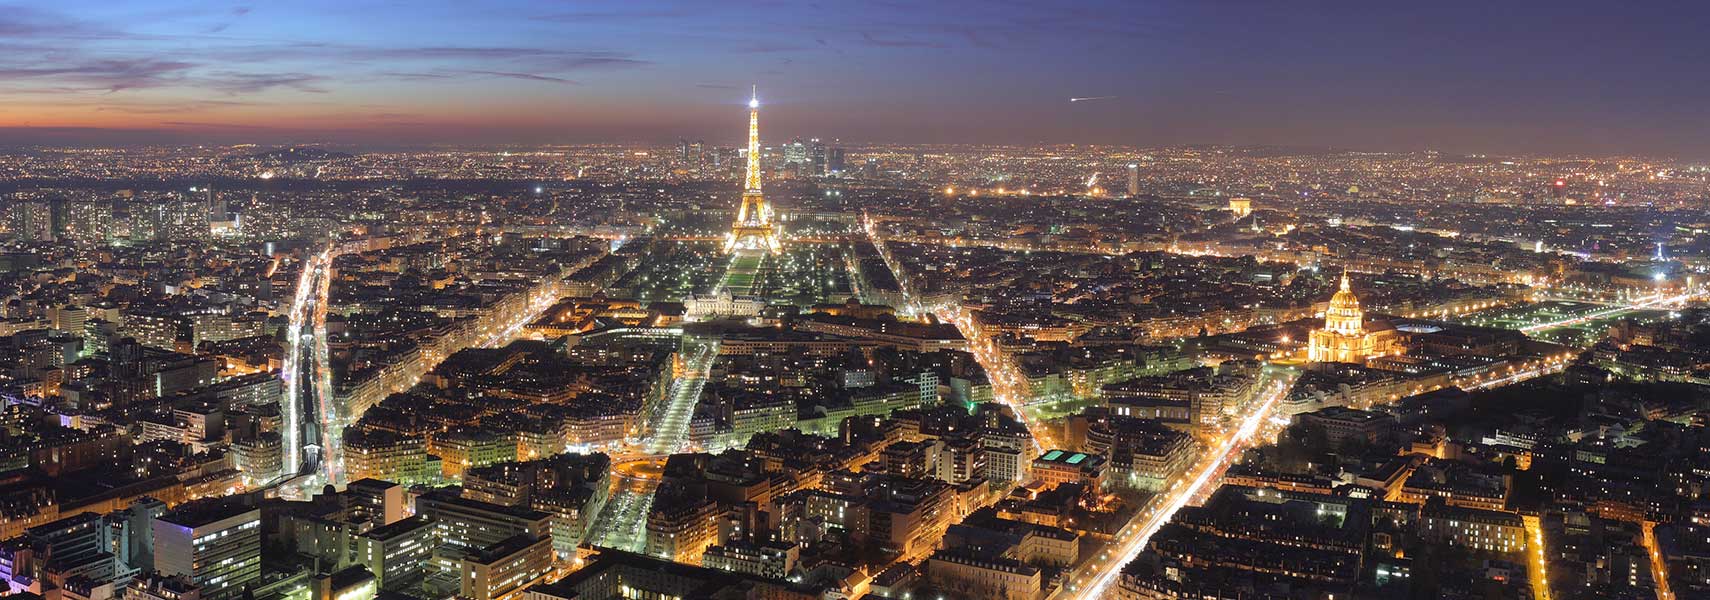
[3,0,1709,156]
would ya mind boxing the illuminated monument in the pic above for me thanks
[724,88,782,254]
[1308,273,1396,363]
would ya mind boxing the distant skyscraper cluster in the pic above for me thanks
[676,129,844,178]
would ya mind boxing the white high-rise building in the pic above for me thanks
[152,503,261,600]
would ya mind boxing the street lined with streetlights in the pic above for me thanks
[1066,371,1296,599]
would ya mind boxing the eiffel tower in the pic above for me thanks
[724,87,781,254]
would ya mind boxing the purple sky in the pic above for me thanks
[2,0,1708,157]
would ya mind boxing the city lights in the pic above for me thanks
[1,5,1705,600]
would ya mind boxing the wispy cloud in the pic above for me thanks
[210,45,650,82]
[535,54,652,71]
[93,99,256,114]
[531,7,698,22]
[202,5,254,34]
[459,70,579,85]
[0,58,196,92]
[0,5,125,40]
[858,32,946,49]
[201,72,327,94]
[736,43,812,54]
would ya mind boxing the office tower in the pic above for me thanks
[345,479,406,526]
[128,202,161,241]
[457,535,553,600]
[63,201,114,244]
[112,498,167,574]
[827,147,846,174]
[10,200,55,241]
[809,138,827,175]
[129,200,208,241]
[204,187,226,221]
[783,137,809,167]
[1127,163,1140,197]
[152,502,261,600]
[415,491,552,576]
[53,305,88,340]
[167,198,210,240]
[356,516,435,592]
[26,512,126,586]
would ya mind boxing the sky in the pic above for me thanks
[2,0,1709,157]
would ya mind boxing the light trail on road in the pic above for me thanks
[477,282,562,349]
[853,216,1703,600]
[863,215,1054,451]
[281,245,565,497]
[1643,521,1673,600]
[588,480,661,552]
[587,269,727,551]
[309,254,340,485]
[1519,289,1702,333]
[1524,514,1553,600]
[1462,361,1567,391]
[281,247,340,494]
[642,337,720,455]
[279,251,321,486]
[1069,371,1296,599]
[942,306,1055,452]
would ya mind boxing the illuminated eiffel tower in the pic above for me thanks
[724,87,782,254]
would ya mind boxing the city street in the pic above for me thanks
[1065,370,1297,599]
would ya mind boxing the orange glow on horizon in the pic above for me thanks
[0,95,708,139]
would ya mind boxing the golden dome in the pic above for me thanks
[1329,273,1360,310]
[1323,273,1364,335]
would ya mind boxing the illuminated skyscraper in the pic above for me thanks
[783,138,809,168]
[809,138,827,176]
[724,88,781,254]
[1127,164,1140,197]
[827,147,847,174]
[64,200,114,244]
[205,187,226,221]
[9,200,55,241]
